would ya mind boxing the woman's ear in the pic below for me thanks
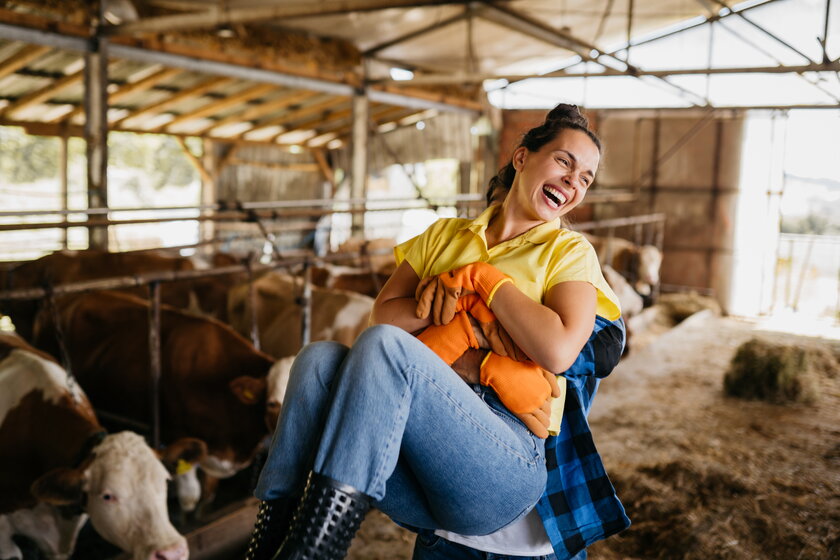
[512,147,528,171]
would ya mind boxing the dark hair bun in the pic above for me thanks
[545,103,588,129]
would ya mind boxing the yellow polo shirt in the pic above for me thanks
[395,205,621,434]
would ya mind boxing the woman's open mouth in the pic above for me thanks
[542,185,567,209]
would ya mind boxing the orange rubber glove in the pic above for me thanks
[457,294,522,359]
[480,352,562,439]
[417,310,478,365]
[415,262,512,325]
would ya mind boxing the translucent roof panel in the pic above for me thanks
[489,0,839,109]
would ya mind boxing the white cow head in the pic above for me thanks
[31,432,205,560]
[635,245,663,295]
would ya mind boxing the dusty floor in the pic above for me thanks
[348,310,840,560]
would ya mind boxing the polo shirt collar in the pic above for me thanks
[461,205,561,246]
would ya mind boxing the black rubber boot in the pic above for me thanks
[272,472,371,560]
[244,498,294,560]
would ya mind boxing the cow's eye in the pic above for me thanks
[102,493,115,502]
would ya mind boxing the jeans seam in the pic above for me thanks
[408,365,539,467]
[369,370,413,496]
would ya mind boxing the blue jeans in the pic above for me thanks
[254,325,547,536]
[412,532,585,560]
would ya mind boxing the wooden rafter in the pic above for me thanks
[107,1,479,36]
[155,82,276,132]
[267,99,353,142]
[305,103,396,142]
[0,44,51,80]
[197,89,319,135]
[111,75,233,127]
[52,66,183,123]
[247,95,347,137]
[174,136,211,183]
[1,68,84,118]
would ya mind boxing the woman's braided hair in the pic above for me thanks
[486,104,601,206]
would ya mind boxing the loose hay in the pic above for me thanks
[723,338,836,404]
[658,292,723,323]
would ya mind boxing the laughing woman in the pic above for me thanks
[245,103,630,560]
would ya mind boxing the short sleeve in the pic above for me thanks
[545,234,622,321]
[394,219,444,277]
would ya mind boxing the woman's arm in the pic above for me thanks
[371,261,433,334]
[489,280,596,373]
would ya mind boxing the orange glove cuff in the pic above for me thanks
[480,353,552,414]
[442,262,512,304]
[417,311,478,365]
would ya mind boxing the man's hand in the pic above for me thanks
[450,348,484,385]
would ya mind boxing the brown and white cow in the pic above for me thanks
[31,291,277,511]
[583,233,663,297]
[0,334,204,560]
[1,249,242,340]
[227,272,374,360]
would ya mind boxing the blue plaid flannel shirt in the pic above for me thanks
[534,315,631,559]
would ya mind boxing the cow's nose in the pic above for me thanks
[150,541,189,560]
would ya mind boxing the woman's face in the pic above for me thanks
[509,128,600,223]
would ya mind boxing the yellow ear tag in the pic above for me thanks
[176,459,193,476]
[243,389,254,400]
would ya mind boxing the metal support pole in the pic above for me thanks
[351,90,369,235]
[300,259,312,348]
[59,135,69,249]
[245,256,261,351]
[84,8,110,250]
[148,281,162,449]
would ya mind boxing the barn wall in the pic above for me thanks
[498,108,748,312]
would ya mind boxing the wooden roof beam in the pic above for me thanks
[53,66,183,124]
[247,95,348,137]
[2,68,84,119]
[155,82,277,132]
[0,44,51,80]
[112,76,233,127]
[197,89,320,135]
[106,1,481,36]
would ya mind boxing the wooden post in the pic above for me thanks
[84,6,109,250]
[350,90,368,235]
[148,281,162,449]
[59,135,69,249]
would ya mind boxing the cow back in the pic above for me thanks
[32,291,273,467]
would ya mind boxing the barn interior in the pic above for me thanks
[0,1,838,560]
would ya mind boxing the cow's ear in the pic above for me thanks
[158,437,208,475]
[230,375,266,405]
[31,467,85,506]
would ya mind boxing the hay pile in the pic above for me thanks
[723,338,839,404]
[658,292,722,323]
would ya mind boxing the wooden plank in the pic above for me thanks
[0,44,51,80]
[175,137,212,183]
[227,159,319,172]
[247,95,346,137]
[184,498,258,560]
[197,89,318,135]
[112,75,233,127]
[53,66,183,123]
[3,69,84,118]
[157,82,276,132]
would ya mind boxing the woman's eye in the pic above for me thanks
[556,157,569,166]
